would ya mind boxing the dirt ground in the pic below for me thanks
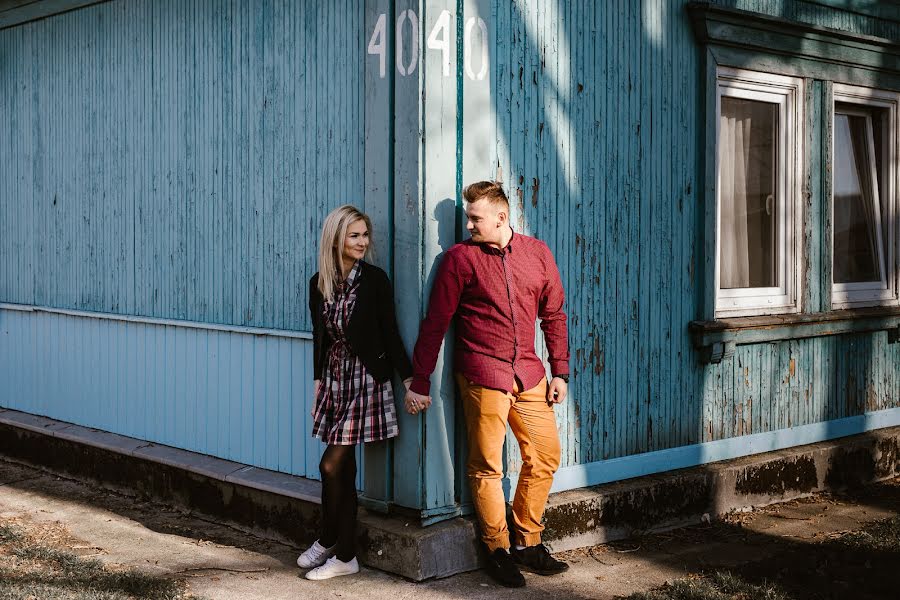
[0,456,897,600]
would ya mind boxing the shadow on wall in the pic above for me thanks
[425,197,470,507]
[478,0,706,489]
[455,0,896,506]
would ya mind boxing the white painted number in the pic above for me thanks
[396,9,419,76]
[427,10,451,78]
[367,13,387,79]
[368,12,488,79]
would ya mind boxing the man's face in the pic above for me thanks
[465,198,504,245]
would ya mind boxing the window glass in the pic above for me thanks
[719,97,778,289]
[833,111,885,284]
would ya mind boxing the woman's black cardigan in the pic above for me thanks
[309,261,413,384]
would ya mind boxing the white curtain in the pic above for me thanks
[720,109,751,289]
[834,113,885,284]
[848,116,884,282]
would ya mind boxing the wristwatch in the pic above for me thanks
[554,374,569,383]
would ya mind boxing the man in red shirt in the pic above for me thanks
[405,181,570,587]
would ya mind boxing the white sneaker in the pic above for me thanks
[305,556,360,580]
[296,540,335,569]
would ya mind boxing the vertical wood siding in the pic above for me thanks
[711,0,900,40]
[472,0,900,483]
[484,0,704,474]
[0,0,368,486]
[1,0,898,507]
[0,0,367,332]
[0,307,338,481]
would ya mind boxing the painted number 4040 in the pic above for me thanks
[368,10,488,80]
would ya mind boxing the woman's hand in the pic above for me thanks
[404,387,432,415]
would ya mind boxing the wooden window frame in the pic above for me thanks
[831,83,900,309]
[714,67,804,318]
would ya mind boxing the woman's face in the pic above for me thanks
[341,219,370,263]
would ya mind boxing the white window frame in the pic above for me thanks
[715,68,803,318]
[831,83,900,309]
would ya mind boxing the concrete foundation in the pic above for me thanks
[542,430,900,551]
[1,407,898,580]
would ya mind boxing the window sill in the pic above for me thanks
[689,307,900,364]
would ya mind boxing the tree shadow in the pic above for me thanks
[613,478,900,600]
[477,0,707,500]
[465,0,899,589]
[0,457,303,573]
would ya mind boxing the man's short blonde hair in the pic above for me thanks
[462,180,509,210]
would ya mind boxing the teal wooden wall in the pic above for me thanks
[424,0,695,503]
[0,0,366,331]
[0,306,328,480]
[712,0,900,39]
[455,0,706,477]
[449,0,900,492]
[1,0,898,518]
[0,0,372,487]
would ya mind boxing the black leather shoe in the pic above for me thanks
[485,548,526,587]
[511,544,569,575]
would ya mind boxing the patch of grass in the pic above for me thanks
[834,515,900,553]
[0,523,201,600]
[623,571,793,600]
[625,516,900,600]
[0,524,24,544]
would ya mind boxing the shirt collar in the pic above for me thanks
[338,260,362,290]
[480,228,516,256]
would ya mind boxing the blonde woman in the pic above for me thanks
[298,205,419,580]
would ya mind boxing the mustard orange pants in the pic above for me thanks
[457,375,561,551]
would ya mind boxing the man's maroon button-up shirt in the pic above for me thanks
[410,231,569,396]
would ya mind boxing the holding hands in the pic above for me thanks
[403,378,432,415]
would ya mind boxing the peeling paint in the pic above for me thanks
[592,336,605,375]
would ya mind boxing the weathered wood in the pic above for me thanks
[0,0,105,30]
[690,307,900,360]
[689,2,900,89]
[390,0,427,512]
[362,0,396,508]
[2,0,899,524]
[0,307,322,481]
[693,306,900,330]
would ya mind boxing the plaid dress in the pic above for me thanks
[311,261,399,445]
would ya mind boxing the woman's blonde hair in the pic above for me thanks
[317,205,373,302]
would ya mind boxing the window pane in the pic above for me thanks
[719,97,778,289]
[872,113,889,244]
[833,113,883,284]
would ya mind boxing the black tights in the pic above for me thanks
[318,444,357,562]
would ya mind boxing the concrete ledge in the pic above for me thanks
[0,409,478,580]
[225,466,321,504]
[54,423,150,456]
[2,409,899,579]
[1,409,72,436]
[359,512,480,581]
[542,427,900,552]
[134,444,245,481]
